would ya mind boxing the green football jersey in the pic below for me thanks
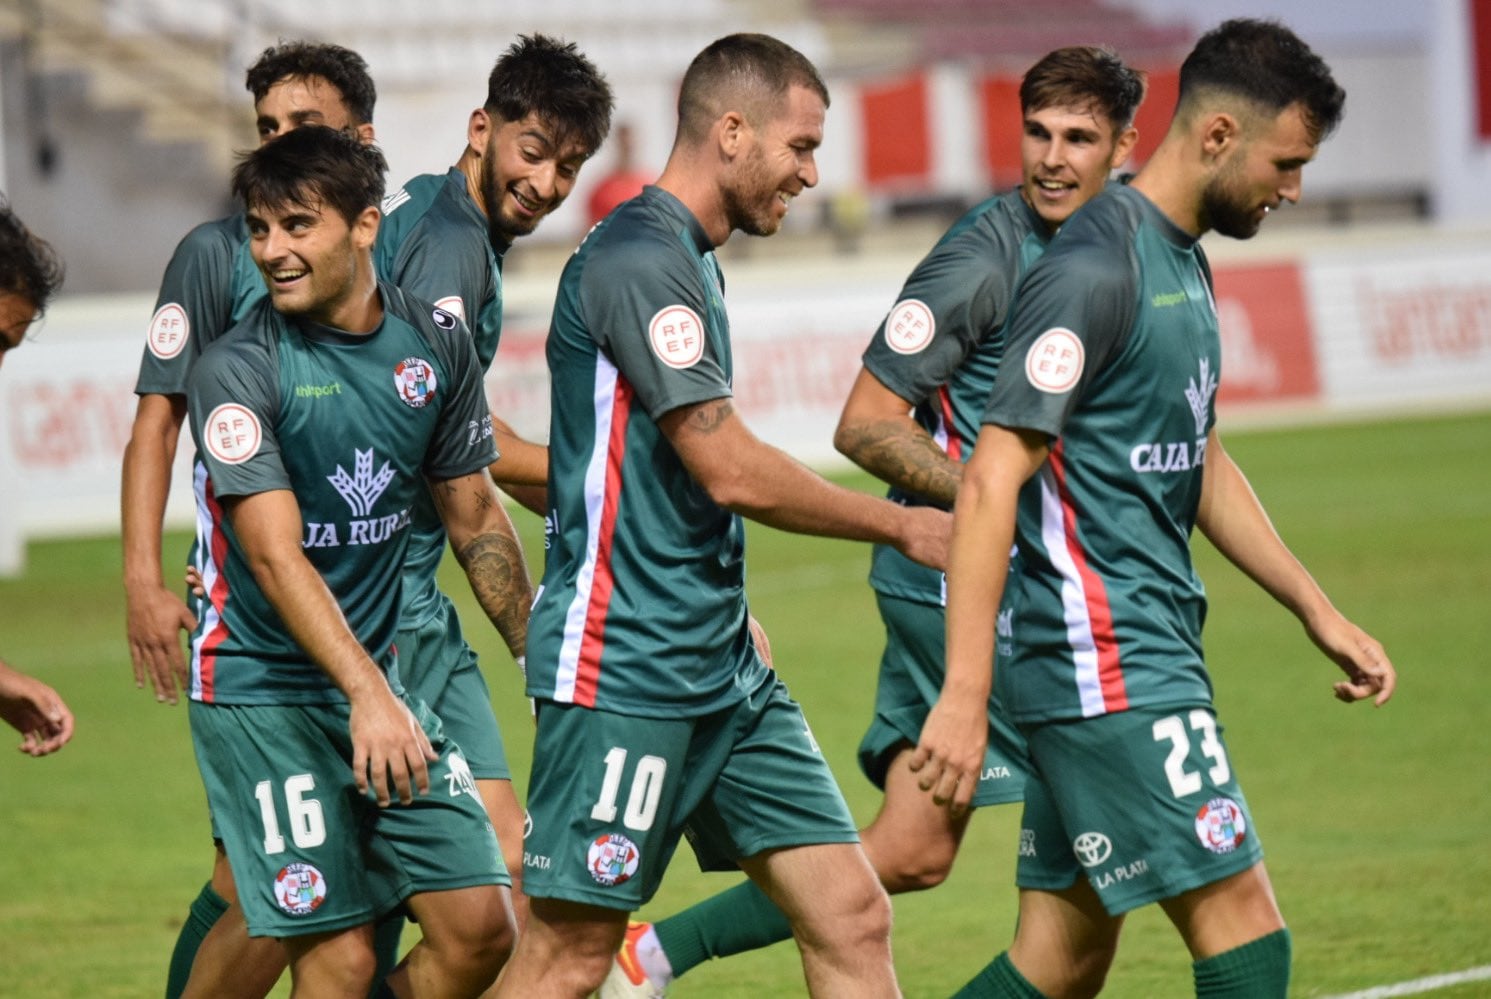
[862,190,1050,607]
[527,186,767,717]
[135,213,265,396]
[185,283,497,705]
[376,167,507,628]
[981,183,1222,723]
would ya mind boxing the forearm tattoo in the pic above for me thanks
[456,531,532,658]
[840,418,961,507]
[686,399,735,435]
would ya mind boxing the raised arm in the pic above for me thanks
[660,397,950,570]
[429,469,533,662]
[910,423,1048,812]
[834,366,961,507]
[225,489,436,804]
[1197,429,1395,706]
[121,392,198,703]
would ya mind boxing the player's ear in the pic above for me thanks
[1110,125,1139,169]
[351,205,381,250]
[718,110,747,159]
[354,122,375,146]
[467,108,493,155]
[1199,111,1239,163]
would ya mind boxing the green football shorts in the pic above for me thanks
[190,695,508,938]
[396,595,509,780]
[521,674,858,910]
[858,594,1029,806]
[1015,703,1264,915]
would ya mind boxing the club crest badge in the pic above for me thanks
[394,357,438,409]
[1194,797,1247,855]
[587,833,641,887]
[273,862,327,916]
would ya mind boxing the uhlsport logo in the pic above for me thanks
[273,862,327,916]
[434,296,465,321]
[327,449,395,517]
[394,357,438,408]
[884,299,935,355]
[1194,796,1247,855]
[1072,831,1113,868]
[587,832,641,887]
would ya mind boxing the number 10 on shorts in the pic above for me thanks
[590,748,667,831]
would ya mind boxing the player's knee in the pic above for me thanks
[428,907,515,985]
[289,937,379,996]
[1051,942,1116,999]
[875,843,957,894]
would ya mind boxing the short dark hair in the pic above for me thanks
[1021,46,1146,133]
[485,34,615,155]
[245,41,376,125]
[676,33,830,142]
[0,197,64,314]
[1178,18,1344,141]
[231,125,387,225]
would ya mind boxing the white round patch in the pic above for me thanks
[647,305,706,369]
[1194,796,1247,855]
[587,832,641,887]
[394,357,439,409]
[1023,328,1085,394]
[884,299,935,355]
[147,303,190,360]
[272,862,327,916]
[203,403,262,465]
[434,295,466,320]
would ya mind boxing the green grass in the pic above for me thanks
[1,410,1487,997]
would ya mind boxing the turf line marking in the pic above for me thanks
[1321,965,1491,999]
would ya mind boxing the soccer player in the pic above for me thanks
[493,33,951,999]
[0,198,72,758]
[372,32,613,926]
[119,43,380,998]
[602,46,1144,998]
[185,124,530,997]
[912,19,1397,998]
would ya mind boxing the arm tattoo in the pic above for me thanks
[685,399,735,436]
[839,418,961,507]
[455,531,532,658]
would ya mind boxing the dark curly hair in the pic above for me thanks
[245,41,376,125]
[0,196,64,314]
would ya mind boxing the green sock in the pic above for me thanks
[1193,928,1292,998]
[164,882,229,999]
[953,951,1047,998]
[653,878,793,977]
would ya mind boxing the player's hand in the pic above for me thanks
[893,506,954,572]
[184,565,206,598]
[907,694,987,815]
[349,688,437,806]
[748,614,774,669]
[125,583,198,704]
[1307,612,1396,706]
[0,671,75,757]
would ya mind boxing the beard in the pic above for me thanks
[723,145,783,238]
[1199,161,1263,240]
[480,142,538,248]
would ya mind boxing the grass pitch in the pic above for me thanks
[1,410,1487,997]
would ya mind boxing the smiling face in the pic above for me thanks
[476,110,594,244]
[247,195,379,330]
[722,84,825,238]
[1020,103,1136,232]
[1200,102,1318,239]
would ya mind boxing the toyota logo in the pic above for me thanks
[1073,832,1112,867]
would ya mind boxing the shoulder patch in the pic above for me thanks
[204,403,262,465]
[147,303,190,360]
[647,305,706,369]
[394,357,439,408]
[1024,328,1085,394]
[433,297,465,322]
[884,299,935,355]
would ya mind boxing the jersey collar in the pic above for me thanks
[642,185,714,255]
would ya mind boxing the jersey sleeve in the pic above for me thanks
[980,221,1139,437]
[384,219,500,367]
[186,330,289,499]
[420,307,501,481]
[863,217,1017,404]
[580,238,730,421]
[135,220,240,397]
